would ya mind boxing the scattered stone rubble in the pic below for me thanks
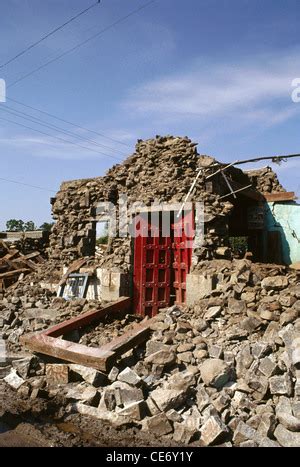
[1,259,300,447]
[49,135,278,266]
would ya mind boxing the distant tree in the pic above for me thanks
[6,219,25,232]
[39,222,54,232]
[24,221,36,231]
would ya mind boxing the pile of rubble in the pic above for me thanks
[245,166,286,194]
[0,240,47,293]
[2,260,300,447]
[49,136,253,266]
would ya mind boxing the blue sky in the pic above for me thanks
[0,0,300,230]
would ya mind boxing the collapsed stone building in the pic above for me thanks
[48,135,299,316]
[1,136,300,447]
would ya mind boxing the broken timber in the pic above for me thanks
[21,297,153,372]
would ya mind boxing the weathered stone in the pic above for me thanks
[177,351,193,363]
[259,437,280,447]
[150,388,186,412]
[208,345,223,359]
[66,384,99,405]
[228,298,247,314]
[46,364,69,385]
[204,306,222,320]
[4,369,25,390]
[144,413,173,436]
[261,276,289,291]
[108,366,119,382]
[12,357,34,379]
[274,424,300,447]
[69,364,107,387]
[200,415,228,446]
[233,421,260,445]
[269,374,292,396]
[199,359,231,389]
[146,397,161,416]
[173,422,198,444]
[116,400,146,420]
[196,387,211,412]
[166,369,196,391]
[277,412,300,432]
[257,413,276,438]
[148,347,174,365]
[117,367,141,386]
[258,357,278,378]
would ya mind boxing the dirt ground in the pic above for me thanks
[0,381,189,448]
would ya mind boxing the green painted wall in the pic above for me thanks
[264,201,300,265]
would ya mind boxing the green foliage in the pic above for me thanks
[229,236,248,256]
[39,222,55,232]
[96,235,108,245]
[6,219,25,232]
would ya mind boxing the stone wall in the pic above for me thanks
[48,135,267,268]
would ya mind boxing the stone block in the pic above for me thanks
[118,367,141,386]
[269,374,292,396]
[200,415,228,446]
[199,358,231,389]
[46,364,69,385]
[186,274,216,305]
[69,364,107,387]
[144,413,173,436]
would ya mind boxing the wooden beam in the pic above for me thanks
[43,297,131,337]
[21,334,116,372]
[20,297,155,372]
[0,268,30,279]
[263,192,296,202]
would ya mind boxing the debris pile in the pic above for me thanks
[245,166,286,194]
[49,136,257,266]
[0,240,46,293]
[2,260,300,447]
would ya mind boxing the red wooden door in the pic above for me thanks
[172,209,195,305]
[133,213,172,317]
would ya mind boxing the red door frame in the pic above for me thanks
[133,208,194,317]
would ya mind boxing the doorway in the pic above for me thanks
[133,209,194,317]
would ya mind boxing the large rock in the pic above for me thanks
[199,359,231,389]
[261,276,288,291]
[4,369,25,390]
[269,374,292,396]
[69,364,106,387]
[144,413,173,436]
[117,367,141,386]
[274,424,300,447]
[150,388,186,412]
[277,412,300,432]
[144,350,176,366]
[200,415,228,446]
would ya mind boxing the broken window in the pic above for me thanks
[58,273,89,300]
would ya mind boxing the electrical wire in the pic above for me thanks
[0,104,125,157]
[0,114,122,161]
[0,177,56,192]
[0,1,101,70]
[7,96,132,148]
[7,1,156,89]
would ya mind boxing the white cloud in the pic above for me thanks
[123,48,300,127]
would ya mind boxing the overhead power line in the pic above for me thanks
[7,0,156,89]
[0,114,122,161]
[0,177,56,192]
[0,104,126,157]
[7,96,132,148]
[0,1,101,70]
